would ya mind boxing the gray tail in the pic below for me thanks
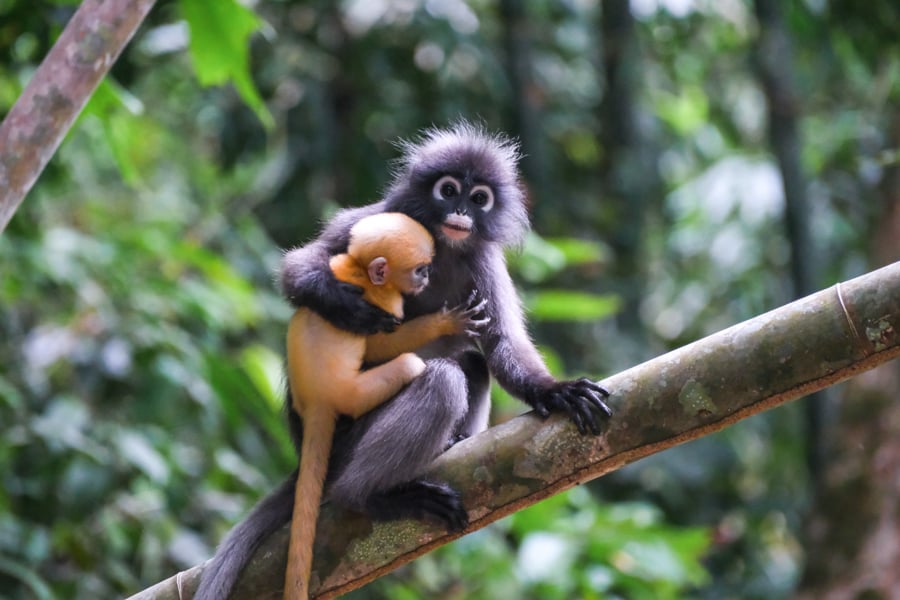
[193,469,297,600]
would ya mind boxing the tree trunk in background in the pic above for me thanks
[599,0,660,354]
[254,1,359,249]
[752,0,827,487]
[499,0,551,213]
[798,111,900,598]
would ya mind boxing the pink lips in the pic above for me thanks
[441,224,471,241]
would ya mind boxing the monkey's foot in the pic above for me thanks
[366,480,468,532]
[445,432,469,450]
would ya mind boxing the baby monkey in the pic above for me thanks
[284,212,486,600]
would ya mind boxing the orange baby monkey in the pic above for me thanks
[284,212,486,600]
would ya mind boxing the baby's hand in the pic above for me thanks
[444,290,490,337]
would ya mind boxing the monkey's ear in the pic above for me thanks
[367,257,389,285]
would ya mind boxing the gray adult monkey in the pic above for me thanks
[194,122,611,600]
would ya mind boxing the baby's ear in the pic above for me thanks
[367,257,389,285]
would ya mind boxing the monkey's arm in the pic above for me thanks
[280,202,398,335]
[477,247,611,434]
[363,315,455,364]
[364,294,488,364]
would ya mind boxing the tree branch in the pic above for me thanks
[131,261,900,600]
[0,0,156,233]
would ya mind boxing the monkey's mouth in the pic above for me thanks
[441,216,472,241]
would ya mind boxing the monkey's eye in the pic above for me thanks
[469,185,495,212]
[414,264,431,278]
[433,175,462,200]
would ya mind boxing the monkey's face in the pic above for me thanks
[431,175,495,246]
[387,123,531,250]
[396,262,432,295]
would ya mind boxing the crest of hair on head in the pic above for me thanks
[348,212,434,269]
[395,120,522,186]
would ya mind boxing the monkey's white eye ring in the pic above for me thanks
[433,175,462,200]
[470,185,494,212]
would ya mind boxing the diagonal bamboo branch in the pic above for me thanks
[131,261,900,600]
[0,0,157,233]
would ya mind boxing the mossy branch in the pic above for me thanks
[132,261,900,600]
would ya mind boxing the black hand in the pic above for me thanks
[528,378,612,435]
[289,268,398,334]
[333,281,400,333]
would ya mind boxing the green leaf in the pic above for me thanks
[204,352,294,466]
[654,85,709,136]
[0,557,54,600]
[81,79,153,186]
[509,233,609,283]
[240,344,285,411]
[525,290,621,322]
[115,431,170,484]
[180,0,273,128]
[543,236,609,266]
[510,232,567,283]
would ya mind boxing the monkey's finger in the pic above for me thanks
[466,297,489,314]
[561,389,604,434]
[578,387,613,417]
[577,377,611,397]
[573,393,611,429]
[459,302,487,321]
[557,392,591,434]
[415,484,468,531]
[533,403,551,418]
[421,497,467,528]
[574,399,600,434]
[468,316,491,328]
[461,318,490,338]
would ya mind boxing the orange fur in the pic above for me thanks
[285,213,461,600]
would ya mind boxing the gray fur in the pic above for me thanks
[327,358,470,509]
[195,122,610,599]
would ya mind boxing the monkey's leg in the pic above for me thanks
[327,358,470,530]
[333,353,426,418]
[453,350,491,441]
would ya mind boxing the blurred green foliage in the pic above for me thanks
[1,0,897,598]
[363,489,709,600]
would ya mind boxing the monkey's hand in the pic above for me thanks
[292,268,399,334]
[527,378,612,435]
[443,290,490,337]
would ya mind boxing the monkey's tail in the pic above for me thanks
[284,407,336,600]
[192,469,297,600]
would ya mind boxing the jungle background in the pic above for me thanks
[1,0,899,598]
